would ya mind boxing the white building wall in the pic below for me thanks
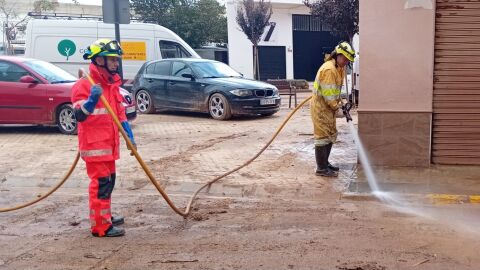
[227,0,309,79]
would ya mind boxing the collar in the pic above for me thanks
[88,63,121,86]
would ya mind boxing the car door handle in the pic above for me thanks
[169,82,176,85]
[147,79,154,83]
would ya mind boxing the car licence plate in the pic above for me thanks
[126,106,136,114]
[260,99,276,105]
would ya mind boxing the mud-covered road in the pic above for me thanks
[1,94,479,270]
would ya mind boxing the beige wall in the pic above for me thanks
[359,0,435,112]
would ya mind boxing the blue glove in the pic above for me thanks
[121,121,136,145]
[82,85,103,114]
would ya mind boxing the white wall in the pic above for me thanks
[359,0,435,112]
[227,0,309,79]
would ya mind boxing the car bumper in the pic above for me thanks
[126,105,137,121]
[230,97,281,115]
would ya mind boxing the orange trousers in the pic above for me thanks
[86,161,116,236]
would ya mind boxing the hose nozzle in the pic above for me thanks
[342,102,353,122]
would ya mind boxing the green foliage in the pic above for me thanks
[131,0,227,48]
[304,0,358,41]
[33,0,59,12]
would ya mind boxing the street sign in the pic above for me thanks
[103,0,130,24]
[102,0,131,82]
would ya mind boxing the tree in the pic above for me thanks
[33,0,59,13]
[235,0,272,80]
[131,0,228,48]
[304,0,358,42]
[0,0,28,55]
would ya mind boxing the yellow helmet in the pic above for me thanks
[335,41,355,62]
[83,39,123,60]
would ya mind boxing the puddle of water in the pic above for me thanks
[347,121,480,235]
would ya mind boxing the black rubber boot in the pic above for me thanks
[325,143,339,172]
[92,226,125,237]
[111,216,124,226]
[315,145,338,177]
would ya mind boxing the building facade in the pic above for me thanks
[226,0,342,81]
[359,0,480,166]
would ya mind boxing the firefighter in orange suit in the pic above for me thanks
[311,41,355,177]
[71,39,136,237]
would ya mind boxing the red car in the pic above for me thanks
[0,56,136,134]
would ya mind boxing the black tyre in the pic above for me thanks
[136,89,155,114]
[208,93,232,120]
[57,104,77,135]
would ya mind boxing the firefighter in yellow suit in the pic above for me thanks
[311,42,355,177]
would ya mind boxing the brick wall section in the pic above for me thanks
[358,112,431,167]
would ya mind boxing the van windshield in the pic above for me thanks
[23,60,77,84]
[190,62,241,78]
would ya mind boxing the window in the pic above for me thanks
[154,61,171,75]
[190,61,241,78]
[23,60,76,83]
[145,63,155,74]
[171,62,193,77]
[145,61,171,76]
[0,61,29,82]
[159,40,192,59]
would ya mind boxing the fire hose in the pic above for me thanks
[1,69,354,215]
[0,69,313,215]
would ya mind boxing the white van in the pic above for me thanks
[24,19,200,82]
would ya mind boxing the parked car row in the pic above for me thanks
[132,58,281,120]
[0,56,282,135]
[0,56,136,135]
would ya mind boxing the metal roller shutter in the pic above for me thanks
[433,0,480,165]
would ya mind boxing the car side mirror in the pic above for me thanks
[182,74,195,81]
[20,75,38,84]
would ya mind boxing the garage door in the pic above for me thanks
[257,46,286,81]
[433,0,480,164]
[292,15,338,81]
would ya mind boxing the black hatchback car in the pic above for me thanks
[131,59,281,120]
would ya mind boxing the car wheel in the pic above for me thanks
[209,93,232,120]
[136,90,155,114]
[57,104,77,135]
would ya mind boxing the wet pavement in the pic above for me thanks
[348,160,480,198]
[1,92,480,269]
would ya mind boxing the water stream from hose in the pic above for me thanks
[347,121,480,235]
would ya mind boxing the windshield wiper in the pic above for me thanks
[51,80,77,84]
[203,76,221,78]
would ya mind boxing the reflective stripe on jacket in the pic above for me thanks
[71,63,127,162]
[310,59,345,145]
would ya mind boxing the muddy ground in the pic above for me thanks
[1,93,480,270]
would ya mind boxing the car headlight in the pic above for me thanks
[124,93,133,104]
[230,89,252,97]
[272,88,279,97]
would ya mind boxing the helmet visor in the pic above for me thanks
[100,40,123,56]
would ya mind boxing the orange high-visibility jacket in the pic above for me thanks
[310,59,345,146]
[71,64,126,162]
